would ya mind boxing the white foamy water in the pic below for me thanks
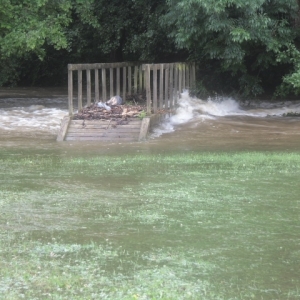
[0,104,68,136]
[1,92,300,140]
[151,91,300,137]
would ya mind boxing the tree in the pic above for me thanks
[69,0,178,62]
[0,0,72,58]
[0,0,180,86]
[163,0,300,97]
[0,0,74,85]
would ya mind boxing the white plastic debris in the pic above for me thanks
[97,101,111,111]
[106,95,123,106]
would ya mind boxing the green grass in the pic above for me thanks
[0,151,300,299]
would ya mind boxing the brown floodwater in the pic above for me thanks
[0,87,300,154]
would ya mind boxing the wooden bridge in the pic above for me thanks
[57,62,196,142]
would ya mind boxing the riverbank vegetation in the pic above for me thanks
[1,0,300,99]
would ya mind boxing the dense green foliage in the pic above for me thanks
[0,0,176,86]
[0,0,72,85]
[1,0,300,98]
[163,0,300,97]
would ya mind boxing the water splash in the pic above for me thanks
[151,90,300,137]
[1,92,300,139]
[0,103,67,136]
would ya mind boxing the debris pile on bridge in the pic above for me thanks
[73,103,146,120]
[72,91,172,121]
[72,93,147,120]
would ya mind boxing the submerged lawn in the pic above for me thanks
[0,151,299,299]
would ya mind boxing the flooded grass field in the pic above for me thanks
[1,151,300,299]
[1,88,300,299]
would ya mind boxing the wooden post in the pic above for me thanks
[56,116,71,142]
[78,69,82,111]
[178,64,182,96]
[110,67,113,98]
[182,64,186,90]
[134,66,138,94]
[138,117,150,141]
[191,62,196,87]
[143,66,146,93]
[153,65,157,113]
[95,69,99,102]
[68,67,73,115]
[116,67,120,96]
[186,64,190,89]
[102,68,106,102]
[174,64,179,105]
[145,64,151,114]
[128,66,132,96]
[164,64,169,108]
[123,67,126,102]
[139,65,143,93]
[86,69,91,106]
[159,64,164,109]
[169,64,174,109]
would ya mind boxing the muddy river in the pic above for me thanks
[1,87,300,153]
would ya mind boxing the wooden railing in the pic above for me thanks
[68,62,196,115]
[142,63,196,113]
[68,62,144,115]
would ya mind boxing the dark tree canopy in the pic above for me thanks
[1,0,300,98]
[162,0,300,97]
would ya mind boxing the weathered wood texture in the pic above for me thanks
[62,61,197,143]
[57,114,175,142]
[142,62,196,113]
[68,62,145,116]
[56,116,71,141]
[68,62,196,116]
[64,119,143,142]
[138,117,150,141]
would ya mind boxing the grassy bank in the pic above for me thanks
[0,152,300,299]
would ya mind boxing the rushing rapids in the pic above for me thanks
[1,88,300,151]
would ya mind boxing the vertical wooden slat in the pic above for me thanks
[68,68,73,115]
[134,66,138,94]
[164,64,169,109]
[178,64,182,96]
[192,62,196,88]
[153,65,157,113]
[66,61,195,117]
[95,69,99,102]
[56,116,71,142]
[138,117,150,141]
[123,67,126,102]
[86,69,91,105]
[159,64,164,109]
[110,67,113,98]
[186,64,190,89]
[128,66,132,96]
[182,64,186,90]
[169,64,174,109]
[144,66,147,93]
[78,69,82,111]
[145,64,151,114]
[139,65,143,93]
[116,67,120,96]
[174,64,179,105]
[102,68,106,102]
